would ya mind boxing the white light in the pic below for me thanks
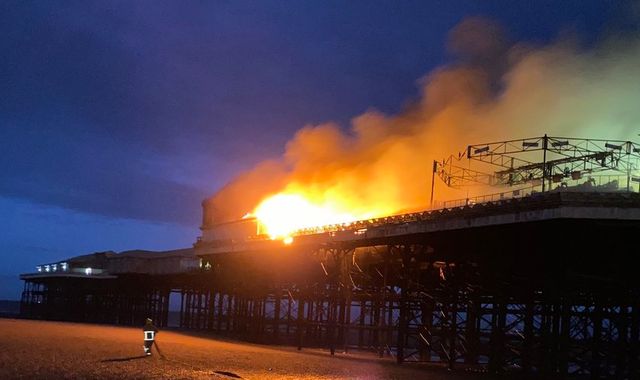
[52,264,57,272]
[85,267,92,275]
[61,262,68,271]
[36,266,42,272]
[44,265,50,272]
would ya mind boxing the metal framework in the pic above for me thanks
[20,275,172,326]
[21,192,640,379]
[432,136,640,202]
[19,130,640,380]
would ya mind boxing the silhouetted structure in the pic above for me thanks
[21,136,640,378]
[20,249,198,326]
[192,192,640,379]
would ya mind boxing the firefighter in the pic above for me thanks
[143,318,158,356]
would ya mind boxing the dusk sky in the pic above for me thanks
[0,1,635,299]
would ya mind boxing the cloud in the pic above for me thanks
[0,122,207,225]
[3,3,634,227]
[205,17,640,223]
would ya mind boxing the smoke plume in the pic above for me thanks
[204,17,640,225]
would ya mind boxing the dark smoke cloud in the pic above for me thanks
[206,17,640,224]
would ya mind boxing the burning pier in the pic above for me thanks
[192,191,640,378]
[20,136,640,378]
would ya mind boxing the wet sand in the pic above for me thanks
[0,318,486,379]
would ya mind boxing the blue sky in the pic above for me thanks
[0,1,631,299]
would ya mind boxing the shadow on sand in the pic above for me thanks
[213,371,242,378]
[101,355,149,362]
[100,355,242,379]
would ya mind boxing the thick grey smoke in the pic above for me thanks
[204,17,640,225]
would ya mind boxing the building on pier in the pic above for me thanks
[20,249,199,326]
[20,136,640,377]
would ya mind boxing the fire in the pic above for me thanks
[254,192,383,239]
[204,18,640,238]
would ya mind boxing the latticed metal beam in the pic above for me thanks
[494,151,616,186]
[434,159,495,188]
[435,135,640,190]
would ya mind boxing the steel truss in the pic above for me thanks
[20,194,640,379]
[20,276,171,326]
[433,135,640,198]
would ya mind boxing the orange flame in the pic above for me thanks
[254,193,355,238]
[253,191,393,239]
[208,17,640,236]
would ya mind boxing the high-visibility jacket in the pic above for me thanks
[143,323,158,341]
